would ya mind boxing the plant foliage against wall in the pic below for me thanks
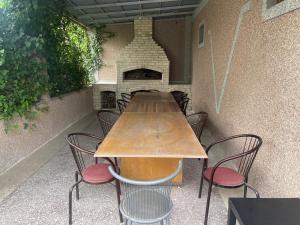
[0,0,47,130]
[0,0,111,131]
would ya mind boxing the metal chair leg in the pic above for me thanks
[243,178,248,198]
[198,174,204,198]
[69,180,82,225]
[244,183,260,198]
[204,181,213,225]
[115,180,123,223]
[75,172,79,200]
[69,188,73,225]
[114,157,119,169]
[199,160,206,198]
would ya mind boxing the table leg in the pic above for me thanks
[227,207,236,225]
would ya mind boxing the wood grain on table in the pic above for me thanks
[95,92,207,183]
[96,112,207,158]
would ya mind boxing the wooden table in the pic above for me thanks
[95,92,207,184]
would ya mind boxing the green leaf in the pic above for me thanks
[23,122,29,129]
[0,0,113,132]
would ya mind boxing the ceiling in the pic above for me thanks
[66,0,202,26]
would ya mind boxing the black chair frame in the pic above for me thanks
[130,89,159,97]
[117,99,129,113]
[199,134,263,225]
[121,93,131,102]
[178,97,189,116]
[186,112,208,143]
[97,110,120,137]
[66,133,122,224]
[170,91,187,104]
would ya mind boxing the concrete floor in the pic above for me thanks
[0,116,229,225]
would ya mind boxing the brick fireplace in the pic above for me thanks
[93,17,192,110]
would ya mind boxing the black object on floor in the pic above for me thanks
[227,198,300,225]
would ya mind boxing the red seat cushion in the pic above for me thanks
[82,164,114,183]
[203,167,244,187]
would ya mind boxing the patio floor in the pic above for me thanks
[0,114,227,225]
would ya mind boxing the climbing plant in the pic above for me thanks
[0,0,48,131]
[0,0,111,132]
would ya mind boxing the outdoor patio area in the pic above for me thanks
[0,0,299,225]
[0,115,229,225]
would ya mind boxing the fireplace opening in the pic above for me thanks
[123,68,162,80]
[101,91,116,109]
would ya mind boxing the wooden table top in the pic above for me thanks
[125,92,180,112]
[95,93,207,159]
[125,101,181,112]
[131,92,176,103]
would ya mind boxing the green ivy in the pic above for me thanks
[0,0,111,132]
[0,0,47,129]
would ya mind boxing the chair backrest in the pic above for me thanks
[66,133,101,176]
[117,99,129,113]
[131,90,149,97]
[130,89,159,97]
[236,135,262,177]
[178,97,189,115]
[147,89,160,92]
[97,110,120,137]
[109,161,182,218]
[207,134,263,178]
[170,90,184,96]
[186,112,208,141]
[121,93,131,102]
[171,91,188,104]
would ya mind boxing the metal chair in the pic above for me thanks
[108,160,182,225]
[170,91,187,104]
[199,134,263,225]
[130,89,159,97]
[186,112,208,143]
[148,89,160,92]
[96,110,119,168]
[117,99,129,113]
[121,93,131,102]
[66,133,122,225]
[178,97,189,116]
[97,110,120,137]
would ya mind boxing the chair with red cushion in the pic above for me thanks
[66,133,122,225]
[199,134,263,225]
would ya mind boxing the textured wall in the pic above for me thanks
[153,19,186,82]
[0,89,93,174]
[98,24,134,81]
[98,18,187,82]
[192,0,300,197]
